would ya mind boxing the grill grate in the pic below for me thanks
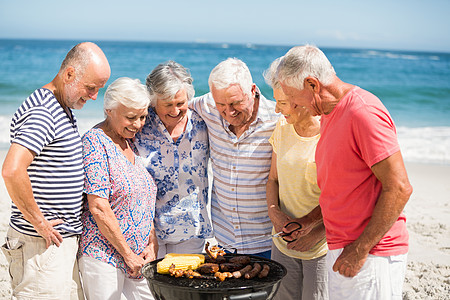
[142,254,286,291]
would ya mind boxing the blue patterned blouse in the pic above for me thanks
[134,108,213,243]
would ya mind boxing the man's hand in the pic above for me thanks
[332,152,413,278]
[332,242,369,277]
[35,218,64,248]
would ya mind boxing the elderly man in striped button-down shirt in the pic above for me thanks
[190,58,278,258]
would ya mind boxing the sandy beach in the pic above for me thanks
[0,150,449,299]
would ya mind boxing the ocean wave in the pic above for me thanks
[351,50,439,61]
[1,115,449,165]
[397,126,450,165]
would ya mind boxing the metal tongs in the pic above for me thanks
[215,221,302,253]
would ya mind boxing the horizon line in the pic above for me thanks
[0,37,449,55]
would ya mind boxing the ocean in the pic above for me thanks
[1,39,449,165]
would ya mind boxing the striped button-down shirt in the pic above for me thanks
[190,89,278,254]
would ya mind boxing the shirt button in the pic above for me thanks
[231,188,235,191]
[235,226,239,229]
[232,166,236,170]
[232,208,236,211]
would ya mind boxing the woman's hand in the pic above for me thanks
[140,226,158,264]
[286,223,325,252]
[123,252,146,277]
[140,245,157,264]
[282,205,323,242]
[270,208,292,234]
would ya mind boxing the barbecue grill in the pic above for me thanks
[142,253,287,300]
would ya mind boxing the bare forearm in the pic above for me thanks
[266,178,291,232]
[355,152,413,254]
[302,205,323,228]
[352,188,411,254]
[333,152,412,277]
[3,170,46,227]
[266,178,281,219]
[91,205,134,258]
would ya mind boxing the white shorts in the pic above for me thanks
[326,248,407,300]
[1,227,83,300]
[78,256,154,300]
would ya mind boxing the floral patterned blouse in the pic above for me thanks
[78,127,157,275]
[134,108,213,243]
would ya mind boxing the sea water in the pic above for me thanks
[1,39,449,164]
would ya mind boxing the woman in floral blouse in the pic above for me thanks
[78,77,157,299]
[134,61,213,258]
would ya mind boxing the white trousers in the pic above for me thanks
[327,248,407,300]
[157,237,205,259]
[78,256,154,300]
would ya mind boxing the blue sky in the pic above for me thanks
[1,0,449,52]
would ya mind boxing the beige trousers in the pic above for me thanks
[1,227,83,300]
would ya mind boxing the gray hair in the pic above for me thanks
[263,56,283,90]
[277,45,336,89]
[208,58,253,99]
[59,42,94,78]
[146,61,195,107]
[103,77,151,117]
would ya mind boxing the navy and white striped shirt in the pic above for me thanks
[190,89,278,254]
[9,88,84,237]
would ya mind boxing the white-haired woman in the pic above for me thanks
[78,77,157,299]
[264,58,328,300]
[134,61,213,258]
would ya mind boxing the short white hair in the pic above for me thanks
[146,61,195,107]
[277,45,336,89]
[208,58,253,99]
[103,77,151,116]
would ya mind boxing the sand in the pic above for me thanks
[0,150,449,299]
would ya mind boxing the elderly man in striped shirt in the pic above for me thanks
[190,58,278,258]
[2,42,110,299]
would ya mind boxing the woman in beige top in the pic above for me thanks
[264,58,328,300]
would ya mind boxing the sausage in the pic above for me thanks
[232,264,252,279]
[258,264,270,278]
[215,255,227,264]
[196,263,220,274]
[244,262,262,279]
[220,263,244,272]
[205,255,227,264]
[229,256,251,265]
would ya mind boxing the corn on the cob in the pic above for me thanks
[156,253,205,274]
[163,253,205,261]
